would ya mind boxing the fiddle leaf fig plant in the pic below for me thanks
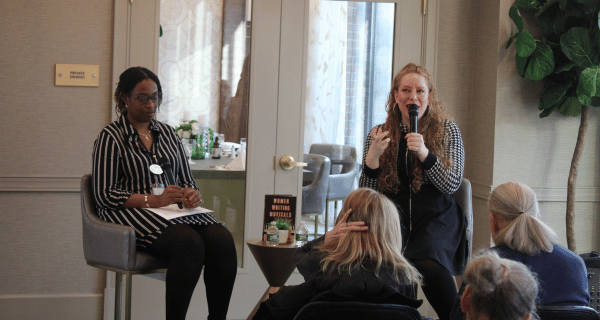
[506,0,600,252]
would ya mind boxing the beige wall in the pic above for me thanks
[1,0,599,319]
[0,0,112,318]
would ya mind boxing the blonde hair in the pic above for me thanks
[465,250,538,320]
[488,181,556,255]
[379,63,450,193]
[317,188,421,285]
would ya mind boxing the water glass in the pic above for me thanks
[240,138,247,152]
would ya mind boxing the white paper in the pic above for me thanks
[147,204,213,220]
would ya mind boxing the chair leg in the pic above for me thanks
[115,272,123,320]
[314,217,318,239]
[325,203,329,234]
[125,272,133,320]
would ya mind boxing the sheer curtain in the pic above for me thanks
[303,0,394,158]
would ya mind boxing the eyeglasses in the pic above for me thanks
[132,93,163,104]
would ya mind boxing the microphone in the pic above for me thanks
[408,104,419,133]
[408,104,419,155]
[158,158,183,209]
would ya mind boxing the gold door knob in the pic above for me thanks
[279,155,307,171]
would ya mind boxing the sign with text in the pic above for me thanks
[263,194,297,242]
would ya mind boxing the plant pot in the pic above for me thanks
[278,230,289,244]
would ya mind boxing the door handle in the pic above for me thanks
[279,155,307,171]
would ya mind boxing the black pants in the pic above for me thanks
[145,223,237,320]
[411,258,457,320]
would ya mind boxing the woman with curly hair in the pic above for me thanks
[253,188,422,319]
[359,62,467,319]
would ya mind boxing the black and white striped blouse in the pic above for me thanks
[92,115,219,248]
[359,119,464,194]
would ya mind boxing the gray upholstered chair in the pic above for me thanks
[81,174,167,320]
[450,178,473,262]
[301,154,331,239]
[308,144,359,232]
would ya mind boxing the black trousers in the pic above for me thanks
[145,223,237,320]
[411,258,457,320]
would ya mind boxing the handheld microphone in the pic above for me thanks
[158,158,183,209]
[408,104,419,133]
[408,104,419,154]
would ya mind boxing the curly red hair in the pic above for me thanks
[378,63,450,193]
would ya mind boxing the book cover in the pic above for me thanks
[263,194,297,243]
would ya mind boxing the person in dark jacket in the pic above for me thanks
[254,188,423,319]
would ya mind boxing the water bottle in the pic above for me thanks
[295,223,308,246]
[266,221,279,246]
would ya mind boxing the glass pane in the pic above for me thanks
[302,0,395,236]
[158,0,251,267]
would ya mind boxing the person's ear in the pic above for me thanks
[490,212,499,232]
[460,285,472,313]
[523,314,531,320]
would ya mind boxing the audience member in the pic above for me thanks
[253,188,422,319]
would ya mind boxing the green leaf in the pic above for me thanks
[540,104,559,117]
[516,54,528,77]
[524,42,555,81]
[592,97,600,107]
[559,96,583,116]
[516,31,537,57]
[578,66,600,98]
[559,0,567,10]
[516,0,540,9]
[554,62,575,73]
[560,27,594,68]
[535,0,559,17]
[539,81,571,109]
[510,6,525,33]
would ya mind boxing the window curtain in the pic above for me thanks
[158,0,223,129]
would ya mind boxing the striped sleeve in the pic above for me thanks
[423,120,464,194]
[359,125,382,191]
[92,128,132,210]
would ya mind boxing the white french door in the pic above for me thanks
[112,0,436,318]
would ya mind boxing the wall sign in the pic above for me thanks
[55,64,99,87]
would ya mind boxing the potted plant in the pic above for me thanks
[506,0,600,252]
[274,218,292,244]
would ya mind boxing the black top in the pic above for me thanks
[359,120,467,275]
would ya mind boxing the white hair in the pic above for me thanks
[465,250,538,320]
[488,181,556,255]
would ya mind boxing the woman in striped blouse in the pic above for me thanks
[92,67,237,320]
[359,63,467,320]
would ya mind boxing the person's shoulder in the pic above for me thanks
[491,244,519,258]
[98,119,124,139]
[553,243,586,264]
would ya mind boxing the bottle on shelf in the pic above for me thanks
[266,221,279,247]
[295,223,308,246]
[211,136,222,159]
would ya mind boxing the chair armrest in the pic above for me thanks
[82,211,137,271]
